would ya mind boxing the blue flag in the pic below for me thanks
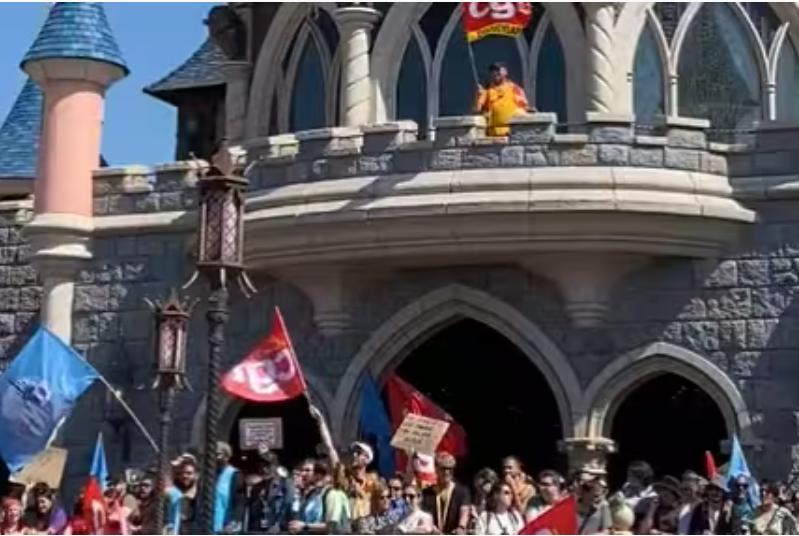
[90,432,109,491]
[0,328,98,472]
[727,435,761,508]
[358,374,395,477]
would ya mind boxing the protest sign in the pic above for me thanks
[390,413,450,454]
[239,418,283,450]
[10,447,68,489]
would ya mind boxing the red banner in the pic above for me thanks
[462,2,533,42]
[520,495,578,535]
[222,307,307,403]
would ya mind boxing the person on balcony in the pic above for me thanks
[474,63,529,137]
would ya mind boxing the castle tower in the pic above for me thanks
[21,2,127,343]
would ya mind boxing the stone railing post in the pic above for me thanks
[584,2,617,114]
[335,6,381,127]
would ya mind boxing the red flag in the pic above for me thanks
[705,450,719,479]
[462,2,533,43]
[519,495,578,535]
[222,307,307,402]
[386,375,468,459]
[81,477,107,533]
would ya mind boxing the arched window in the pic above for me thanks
[677,3,762,136]
[777,37,799,122]
[396,31,429,136]
[633,23,664,126]
[439,17,524,116]
[535,24,567,121]
[290,34,327,132]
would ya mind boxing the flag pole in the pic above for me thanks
[91,369,160,454]
[466,40,480,89]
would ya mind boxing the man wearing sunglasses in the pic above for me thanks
[398,484,435,534]
[348,442,378,520]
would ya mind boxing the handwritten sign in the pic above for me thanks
[239,418,283,450]
[391,414,450,455]
[10,448,68,489]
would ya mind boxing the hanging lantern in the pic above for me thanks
[146,289,195,390]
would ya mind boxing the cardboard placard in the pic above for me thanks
[10,447,68,489]
[239,418,283,450]
[390,413,450,455]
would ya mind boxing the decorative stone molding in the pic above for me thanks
[433,115,487,147]
[243,134,299,160]
[335,6,381,127]
[295,127,364,159]
[361,121,418,153]
[558,437,617,475]
[508,113,557,144]
[584,3,617,114]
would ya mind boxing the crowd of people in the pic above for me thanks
[1,440,798,535]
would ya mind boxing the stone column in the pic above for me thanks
[22,59,126,342]
[335,6,381,127]
[584,2,616,114]
[221,61,251,143]
[559,437,617,475]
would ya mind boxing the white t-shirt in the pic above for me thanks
[397,509,435,534]
[678,502,695,534]
[476,510,524,535]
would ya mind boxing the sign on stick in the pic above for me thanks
[390,413,450,454]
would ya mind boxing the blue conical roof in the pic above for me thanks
[0,80,42,180]
[21,3,128,75]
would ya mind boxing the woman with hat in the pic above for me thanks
[348,442,379,520]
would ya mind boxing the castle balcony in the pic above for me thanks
[242,113,755,331]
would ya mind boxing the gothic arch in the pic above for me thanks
[581,342,754,443]
[330,284,582,443]
[189,373,335,449]
[370,2,586,124]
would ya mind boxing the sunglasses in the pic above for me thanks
[404,493,417,499]
[390,486,402,491]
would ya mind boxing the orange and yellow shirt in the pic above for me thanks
[475,81,529,136]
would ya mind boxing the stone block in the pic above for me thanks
[720,320,746,349]
[73,315,98,343]
[358,154,393,174]
[136,237,163,256]
[701,152,728,175]
[93,197,109,216]
[509,113,556,144]
[394,143,431,173]
[706,289,751,319]
[698,259,738,288]
[560,145,598,166]
[120,310,151,340]
[677,297,707,320]
[74,286,110,312]
[752,287,797,318]
[731,351,761,377]
[433,116,487,147]
[598,144,629,165]
[108,283,131,310]
[771,258,798,286]
[159,192,184,211]
[500,146,524,166]
[684,321,719,351]
[664,148,701,170]
[463,146,500,168]
[325,155,359,178]
[0,314,14,337]
[739,260,770,286]
[19,287,41,311]
[430,149,463,170]
[0,247,17,265]
[122,260,149,282]
[8,266,36,286]
[667,128,707,149]
[524,148,549,167]
[630,147,664,167]
[14,312,35,333]
[747,318,779,349]
[0,289,19,312]
[586,113,634,143]
[361,121,418,153]
[296,127,363,159]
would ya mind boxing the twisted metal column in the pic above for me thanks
[156,386,175,534]
[200,284,229,533]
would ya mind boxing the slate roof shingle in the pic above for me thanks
[0,80,42,180]
[145,38,227,99]
[21,2,128,75]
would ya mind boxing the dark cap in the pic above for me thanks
[489,62,506,72]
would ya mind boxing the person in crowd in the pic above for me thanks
[213,441,244,534]
[354,480,400,534]
[642,475,683,534]
[608,494,636,535]
[347,442,378,520]
[0,497,28,535]
[752,481,797,535]
[24,483,67,535]
[470,467,499,530]
[576,473,612,535]
[388,474,409,520]
[621,460,659,531]
[501,456,536,514]
[474,62,529,136]
[325,463,352,534]
[475,481,524,535]
[288,459,339,534]
[397,484,434,535]
[677,470,705,535]
[525,470,563,522]
[421,452,471,534]
[728,474,756,534]
[166,453,200,534]
[104,476,132,535]
[689,475,733,535]
[246,447,294,533]
[128,471,158,535]
[289,459,316,521]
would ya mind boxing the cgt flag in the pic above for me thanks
[222,307,307,402]
[462,2,533,42]
[0,328,98,472]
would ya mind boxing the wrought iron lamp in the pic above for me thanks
[146,290,195,534]
[185,141,255,533]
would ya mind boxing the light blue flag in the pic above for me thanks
[90,432,109,491]
[0,328,98,472]
[359,374,395,477]
[727,435,761,508]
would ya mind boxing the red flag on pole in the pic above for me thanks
[705,450,719,479]
[519,495,578,535]
[222,307,307,402]
[462,2,533,42]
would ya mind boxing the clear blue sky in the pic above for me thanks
[0,2,216,167]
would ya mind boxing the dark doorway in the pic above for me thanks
[229,396,321,474]
[393,318,565,478]
[608,373,727,487]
